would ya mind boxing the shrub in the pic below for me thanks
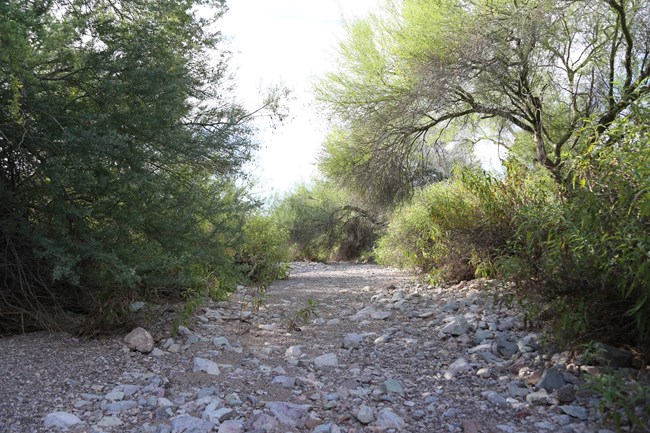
[274,182,381,262]
[236,213,291,290]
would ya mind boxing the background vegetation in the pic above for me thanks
[0,0,287,333]
[308,0,650,353]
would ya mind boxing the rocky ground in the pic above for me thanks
[1,262,648,433]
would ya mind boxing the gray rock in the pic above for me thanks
[125,327,154,353]
[213,336,230,347]
[444,357,470,379]
[204,407,234,424]
[343,333,364,349]
[495,335,519,359]
[193,357,220,376]
[507,382,530,398]
[441,316,470,335]
[560,405,588,420]
[485,391,507,407]
[477,367,491,379]
[217,420,243,433]
[314,353,338,367]
[537,367,566,391]
[371,311,392,320]
[107,400,137,413]
[151,348,166,357]
[171,415,214,433]
[130,301,146,312]
[285,345,302,359]
[380,379,405,396]
[271,375,296,389]
[265,401,311,428]
[442,301,458,312]
[592,343,634,368]
[375,408,406,431]
[497,317,516,331]
[556,384,576,403]
[526,389,549,405]
[355,405,374,424]
[313,423,333,433]
[105,391,125,401]
[97,415,124,427]
[474,329,494,344]
[44,412,83,429]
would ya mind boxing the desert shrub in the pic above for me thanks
[236,213,291,290]
[500,108,650,348]
[274,182,381,262]
[375,168,517,282]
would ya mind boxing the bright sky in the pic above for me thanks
[218,0,381,198]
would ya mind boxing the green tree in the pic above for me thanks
[318,0,650,196]
[0,0,272,332]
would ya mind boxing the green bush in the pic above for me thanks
[501,109,650,348]
[274,181,381,262]
[374,168,515,282]
[237,214,291,290]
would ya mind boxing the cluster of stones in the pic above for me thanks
[40,263,645,433]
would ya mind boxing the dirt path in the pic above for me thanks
[0,262,620,432]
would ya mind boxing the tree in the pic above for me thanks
[0,0,270,332]
[318,0,650,197]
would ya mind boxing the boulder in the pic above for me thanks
[124,327,154,353]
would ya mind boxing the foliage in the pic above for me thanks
[237,213,291,290]
[0,0,274,333]
[273,181,382,262]
[501,107,650,347]
[318,0,650,204]
[585,371,650,432]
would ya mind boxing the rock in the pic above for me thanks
[265,401,311,428]
[485,391,507,407]
[526,389,549,405]
[381,379,405,396]
[271,375,296,389]
[105,391,125,401]
[474,329,494,344]
[537,367,566,391]
[125,327,154,353]
[285,345,302,359]
[204,407,234,424]
[213,336,230,347]
[355,405,374,424]
[343,333,364,349]
[441,315,471,335]
[107,400,137,413]
[151,348,166,357]
[130,301,146,312]
[495,335,519,359]
[506,382,529,398]
[314,353,338,367]
[556,384,576,403]
[97,415,124,427]
[560,405,588,420]
[375,408,406,431]
[171,415,214,433]
[592,343,634,368]
[218,420,243,433]
[193,357,220,376]
[371,311,392,320]
[44,412,83,429]
[477,368,491,379]
[497,317,516,331]
[445,358,471,379]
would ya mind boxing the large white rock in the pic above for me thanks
[44,412,83,429]
[193,357,221,376]
[124,327,154,353]
[313,353,338,367]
